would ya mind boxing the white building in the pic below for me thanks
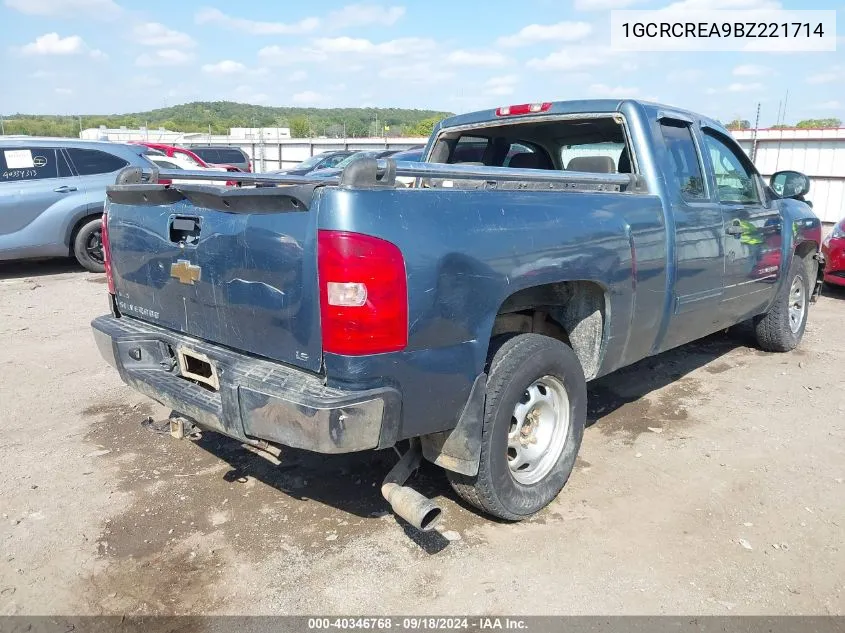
[734,127,845,224]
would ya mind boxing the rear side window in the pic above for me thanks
[216,148,247,163]
[191,148,219,162]
[1,148,60,181]
[66,148,129,176]
[659,121,706,202]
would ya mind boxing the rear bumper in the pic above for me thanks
[91,315,400,453]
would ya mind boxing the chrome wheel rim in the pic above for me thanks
[788,276,806,334]
[507,375,570,485]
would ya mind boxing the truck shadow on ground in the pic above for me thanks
[188,328,749,533]
[821,284,845,300]
[0,257,85,279]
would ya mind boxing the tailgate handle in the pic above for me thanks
[169,216,201,246]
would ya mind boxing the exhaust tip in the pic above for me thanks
[418,506,442,532]
[382,482,443,532]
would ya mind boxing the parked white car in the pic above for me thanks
[146,155,229,186]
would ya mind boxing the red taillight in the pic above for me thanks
[495,102,552,117]
[101,212,115,295]
[318,230,407,355]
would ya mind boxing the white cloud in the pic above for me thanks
[202,60,247,75]
[732,64,771,76]
[289,70,308,82]
[292,90,326,105]
[446,50,510,67]
[575,0,638,7]
[257,45,327,66]
[485,75,518,96]
[4,0,120,16]
[326,4,405,29]
[133,22,196,48]
[727,82,763,92]
[807,68,840,84]
[54,87,73,95]
[136,49,194,67]
[588,83,640,98]
[195,7,319,35]
[527,47,616,71]
[498,21,592,47]
[312,36,434,56]
[20,33,86,55]
[814,100,841,110]
[663,0,780,9]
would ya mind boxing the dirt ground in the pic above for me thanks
[0,259,843,616]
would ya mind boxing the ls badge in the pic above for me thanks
[170,260,201,285]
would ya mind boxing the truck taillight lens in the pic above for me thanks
[101,211,115,295]
[318,230,407,355]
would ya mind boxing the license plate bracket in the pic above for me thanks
[176,346,220,391]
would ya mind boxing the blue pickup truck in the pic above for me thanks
[91,100,823,529]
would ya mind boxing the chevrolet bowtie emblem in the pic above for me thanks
[170,260,201,285]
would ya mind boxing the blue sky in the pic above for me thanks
[0,0,842,126]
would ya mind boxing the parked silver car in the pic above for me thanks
[0,138,154,272]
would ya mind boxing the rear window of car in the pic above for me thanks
[66,148,129,176]
[192,148,246,164]
[216,148,247,163]
[0,147,71,181]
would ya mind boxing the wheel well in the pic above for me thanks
[68,211,103,256]
[489,280,606,380]
[795,240,819,279]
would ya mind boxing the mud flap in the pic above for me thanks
[420,373,486,476]
[812,252,825,303]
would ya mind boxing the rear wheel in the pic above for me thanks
[447,334,586,520]
[754,256,810,352]
[72,217,105,273]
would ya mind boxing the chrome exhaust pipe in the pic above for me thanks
[381,482,442,531]
[380,439,443,532]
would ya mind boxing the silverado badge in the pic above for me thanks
[170,260,201,285]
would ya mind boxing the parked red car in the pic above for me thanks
[821,218,845,288]
[130,142,242,186]
[130,142,243,173]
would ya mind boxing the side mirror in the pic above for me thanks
[770,170,810,200]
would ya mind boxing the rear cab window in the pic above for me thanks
[65,148,129,175]
[430,115,635,177]
[1,147,71,181]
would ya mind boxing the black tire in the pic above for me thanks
[754,256,810,352]
[72,217,105,273]
[447,333,587,521]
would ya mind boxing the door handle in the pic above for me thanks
[726,224,743,236]
[54,186,77,193]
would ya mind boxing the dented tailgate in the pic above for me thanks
[104,184,323,373]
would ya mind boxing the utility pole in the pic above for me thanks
[775,89,789,171]
[750,102,761,162]
[0,115,5,136]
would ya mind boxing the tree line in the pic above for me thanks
[726,118,842,130]
[0,101,453,138]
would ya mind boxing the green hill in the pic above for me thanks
[1,101,453,138]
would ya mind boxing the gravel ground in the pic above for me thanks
[0,259,843,616]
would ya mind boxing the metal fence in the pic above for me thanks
[181,137,429,173]
[181,130,845,224]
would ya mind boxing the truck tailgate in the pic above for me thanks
[104,185,322,373]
